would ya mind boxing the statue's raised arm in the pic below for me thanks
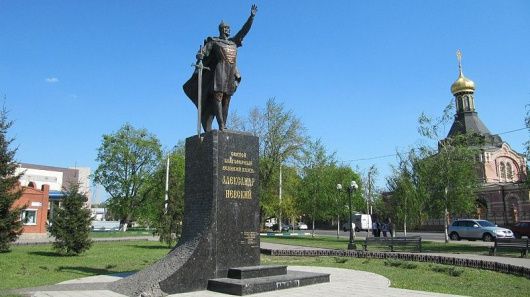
[232,4,257,46]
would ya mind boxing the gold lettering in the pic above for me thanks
[225,189,252,199]
[231,152,247,158]
[222,176,255,187]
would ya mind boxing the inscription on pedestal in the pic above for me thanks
[216,131,260,275]
[222,152,256,199]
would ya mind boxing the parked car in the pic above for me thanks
[272,223,291,232]
[510,221,530,238]
[296,222,308,230]
[448,219,514,242]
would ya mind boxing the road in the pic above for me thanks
[298,229,492,247]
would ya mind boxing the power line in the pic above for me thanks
[497,127,527,135]
[341,126,527,163]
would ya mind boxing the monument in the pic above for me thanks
[183,4,257,133]
[110,5,329,296]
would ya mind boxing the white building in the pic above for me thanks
[15,163,92,207]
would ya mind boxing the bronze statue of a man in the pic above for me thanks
[183,5,257,132]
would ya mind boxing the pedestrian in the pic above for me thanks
[372,221,378,237]
[387,218,395,237]
[382,222,389,237]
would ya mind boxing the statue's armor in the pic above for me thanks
[218,40,237,64]
[205,38,240,95]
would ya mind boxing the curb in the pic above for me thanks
[260,248,530,279]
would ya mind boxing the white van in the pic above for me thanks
[342,214,372,232]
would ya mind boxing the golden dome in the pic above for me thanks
[451,71,475,95]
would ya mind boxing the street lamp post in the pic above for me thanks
[336,184,342,240]
[347,181,358,250]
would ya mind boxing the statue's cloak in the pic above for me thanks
[182,65,213,110]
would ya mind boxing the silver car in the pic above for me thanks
[448,219,514,242]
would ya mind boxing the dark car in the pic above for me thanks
[511,221,530,238]
[272,223,291,232]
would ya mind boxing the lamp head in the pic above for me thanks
[336,183,342,190]
[350,181,358,191]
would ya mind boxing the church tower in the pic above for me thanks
[446,50,501,146]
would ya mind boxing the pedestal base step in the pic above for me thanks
[227,265,287,279]
[208,269,330,296]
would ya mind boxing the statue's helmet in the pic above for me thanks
[219,20,230,33]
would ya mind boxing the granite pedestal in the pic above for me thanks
[110,130,260,296]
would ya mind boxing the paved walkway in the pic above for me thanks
[12,241,530,297]
[14,234,159,245]
[26,266,464,297]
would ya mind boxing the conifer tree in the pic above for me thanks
[0,105,24,252]
[49,184,93,255]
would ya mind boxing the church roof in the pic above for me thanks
[447,114,503,148]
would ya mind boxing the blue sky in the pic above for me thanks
[1,1,529,202]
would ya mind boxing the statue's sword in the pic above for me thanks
[192,46,210,138]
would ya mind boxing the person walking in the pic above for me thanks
[382,222,389,237]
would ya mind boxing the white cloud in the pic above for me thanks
[45,77,59,83]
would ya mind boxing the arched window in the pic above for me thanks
[500,162,506,180]
[506,163,513,180]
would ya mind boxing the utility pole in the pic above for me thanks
[278,163,283,232]
[164,155,170,214]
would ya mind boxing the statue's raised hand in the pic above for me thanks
[251,4,257,17]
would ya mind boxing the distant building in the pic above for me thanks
[442,51,528,225]
[15,163,92,207]
[14,163,92,235]
[13,182,50,235]
[90,207,107,221]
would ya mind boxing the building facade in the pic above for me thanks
[14,163,92,235]
[14,183,50,234]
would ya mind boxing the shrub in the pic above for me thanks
[384,259,403,267]
[430,264,464,277]
[384,259,417,269]
[48,184,93,255]
[448,267,464,277]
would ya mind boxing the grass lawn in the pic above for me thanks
[0,240,170,292]
[89,230,155,238]
[262,255,530,297]
[1,239,528,297]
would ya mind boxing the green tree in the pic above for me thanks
[0,104,24,252]
[385,150,426,234]
[93,123,162,230]
[49,184,93,255]
[276,165,302,227]
[244,98,307,224]
[330,165,361,238]
[298,139,337,236]
[145,145,186,247]
[418,106,481,242]
[362,165,378,215]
